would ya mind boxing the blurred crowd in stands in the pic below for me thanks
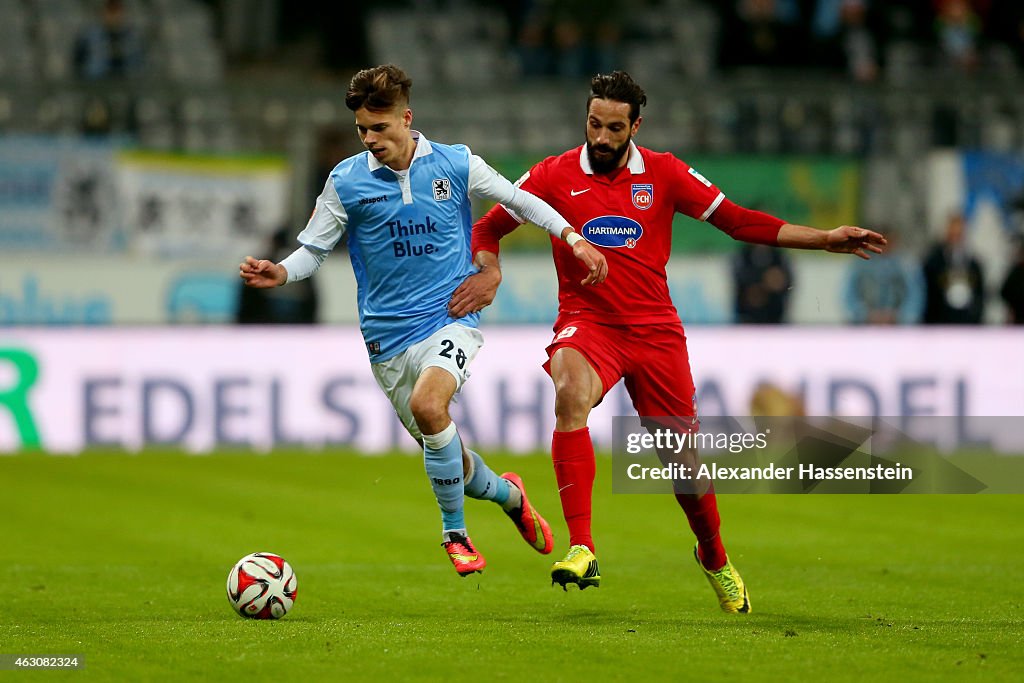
[4,0,1024,326]
[497,0,1024,82]
[49,1,1024,85]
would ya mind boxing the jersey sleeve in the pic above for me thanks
[468,155,569,240]
[296,178,348,253]
[706,198,784,245]
[471,162,548,257]
[670,157,725,222]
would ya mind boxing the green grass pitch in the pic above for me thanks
[3,450,1022,681]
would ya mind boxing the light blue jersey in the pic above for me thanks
[298,134,480,362]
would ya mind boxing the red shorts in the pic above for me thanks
[543,319,698,423]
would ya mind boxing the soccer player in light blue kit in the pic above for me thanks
[240,64,608,577]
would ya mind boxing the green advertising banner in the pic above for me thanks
[488,154,861,253]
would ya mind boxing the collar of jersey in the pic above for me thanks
[578,141,645,176]
[367,130,433,172]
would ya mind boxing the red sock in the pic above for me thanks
[552,427,596,553]
[674,487,727,570]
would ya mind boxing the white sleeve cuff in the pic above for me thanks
[280,245,327,283]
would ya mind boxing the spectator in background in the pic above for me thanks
[514,5,551,77]
[934,0,982,72]
[236,227,319,325]
[718,0,804,69]
[922,212,986,323]
[73,0,145,136]
[811,0,881,82]
[999,232,1024,324]
[987,0,1024,68]
[510,0,623,78]
[843,230,924,324]
[732,242,793,323]
[73,0,145,80]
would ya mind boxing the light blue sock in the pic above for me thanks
[422,422,466,533]
[464,450,510,504]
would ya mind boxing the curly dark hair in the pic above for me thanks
[587,71,647,123]
[345,64,412,113]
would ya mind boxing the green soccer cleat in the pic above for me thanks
[694,544,750,614]
[551,544,601,591]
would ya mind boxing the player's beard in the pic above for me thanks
[586,136,631,174]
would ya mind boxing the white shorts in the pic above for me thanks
[371,322,484,442]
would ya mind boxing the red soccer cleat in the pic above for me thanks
[500,472,555,555]
[442,533,486,576]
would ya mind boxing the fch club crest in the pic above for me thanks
[631,183,653,210]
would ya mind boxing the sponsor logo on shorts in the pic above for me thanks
[581,215,643,248]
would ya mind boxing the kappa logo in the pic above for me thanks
[432,178,451,201]
[631,183,653,210]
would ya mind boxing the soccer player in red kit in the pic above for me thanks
[449,71,886,613]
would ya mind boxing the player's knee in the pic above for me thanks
[409,393,449,434]
[553,382,591,425]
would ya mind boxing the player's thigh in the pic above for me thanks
[544,321,626,404]
[625,326,697,419]
[370,350,422,442]
[370,324,484,442]
[549,346,604,413]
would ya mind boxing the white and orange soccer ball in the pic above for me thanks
[226,552,297,619]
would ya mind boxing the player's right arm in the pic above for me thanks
[450,157,607,317]
[470,160,606,282]
[239,178,346,289]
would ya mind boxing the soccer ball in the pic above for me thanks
[226,552,297,619]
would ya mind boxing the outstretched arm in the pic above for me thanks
[777,224,888,260]
[708,198,887,259]
[239,245,328,288]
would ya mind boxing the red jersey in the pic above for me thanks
[473,143,729,326]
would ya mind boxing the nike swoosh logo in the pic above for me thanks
[558,483,575,492]
[570,189,591,196]
[451,554,478,563]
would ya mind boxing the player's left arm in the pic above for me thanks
[708,198,887,260]
[776,223,887,259]
[675,158,887,260]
